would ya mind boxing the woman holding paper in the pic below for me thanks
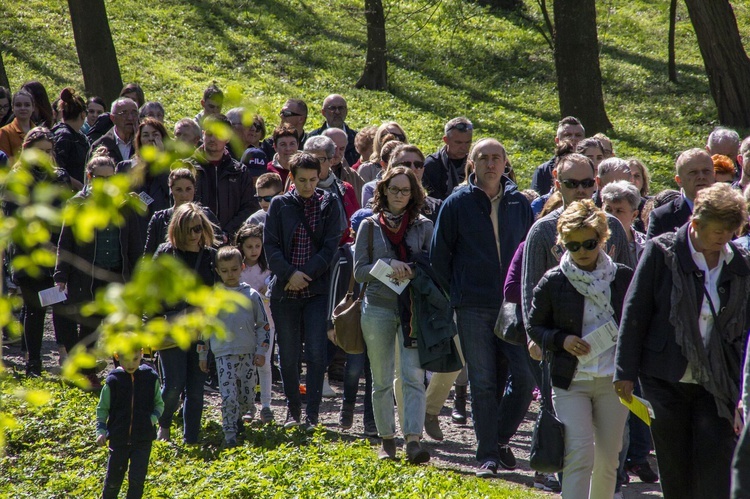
[528,199,633,498]
[353,165,433,464]
[615,182,750,499]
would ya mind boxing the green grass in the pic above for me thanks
[0,375,541,498]
[2,0,749,191]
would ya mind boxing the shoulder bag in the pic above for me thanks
[494,300,526,345]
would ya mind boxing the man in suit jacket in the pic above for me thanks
[88,98,137,163]
[646,148,715,239]
[307,94,359,167]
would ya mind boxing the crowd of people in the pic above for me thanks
[3,79,750,499]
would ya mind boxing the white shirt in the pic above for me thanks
[680,233,733,383]
[113,128,132,161]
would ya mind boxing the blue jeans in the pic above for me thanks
[343,350,374,424]
[158,345,207,443]
[271,294,328,421]
[456,306,535,462]
[361,301,425,438]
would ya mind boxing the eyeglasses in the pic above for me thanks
[324,105,346,112]
[189,225,203,234]
[446,122,473,133]
[388,132,406,142]
[280,110,304,118]
[114,110,138,118]
[564,239,599,252]
[560,178,596,189]
[396,161,424,169]
[315,156,332,163]
[255,194,279,203]
[0,104,9,111]
[387,186,412,197]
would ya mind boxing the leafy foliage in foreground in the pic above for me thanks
[0,376,542,498]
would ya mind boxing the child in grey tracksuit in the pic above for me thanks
[201,247,270,446]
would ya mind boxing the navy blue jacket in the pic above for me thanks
[264,188,343,299]
[307,122,359,167]
[430,174,534,309]
[104,365,160,446]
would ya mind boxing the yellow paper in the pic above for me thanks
[619,395,654,426]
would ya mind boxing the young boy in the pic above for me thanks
[201,246,269,447]
[96,347,163,499]
[246,172,283,226]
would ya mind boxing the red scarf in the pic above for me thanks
[380,213,409,261]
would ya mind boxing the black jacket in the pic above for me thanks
[528,263,633,389]
[104,365,159,446]
[646,195,692,239]
[264,189,343,299]
[186,149,258,238]
[51,122,88,183]
[89,127,133,164]
[531,156,556,195]
[422,147,466,201]
[307,122,359,167]
[144,205,220,256]
[85,113,114,145]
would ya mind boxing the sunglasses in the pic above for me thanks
[255,194,279,203]
[564,239,599,252]
[387,131,406,142]
[446,122,473,133]
[189,225,203,235]
[280,109,304,118]
[560,178,596,189]
[396,161,424,169]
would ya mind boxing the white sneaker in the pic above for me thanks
[322,377,337,398]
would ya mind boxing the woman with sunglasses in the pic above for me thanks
[153,202,219,443]
[358,121,408,183]
[528,199,633,498]
[389,144,442,224]
[354,166,432,464]
[144,167,219,255]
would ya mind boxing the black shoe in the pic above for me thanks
[283,409,301,429]
[405,441,430,464]
[26,359,42,378]
[303,415,319,433]
[476,460,498,478]
[363,419,379,437]
[451,385,468,424]
[497,444,517,470]
[626,461,659,483]
[339,402,354,429]
[378,438,397,460]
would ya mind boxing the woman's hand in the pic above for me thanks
[614,380,634,402]
[735,406,744,436]
[528,340,542,361]
[563,335,591,356]
[56,282,67,293]
[389,260,414,281]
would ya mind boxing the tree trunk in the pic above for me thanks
[553,0,612,133]
[668,0,677,83]
[0,50,9,90]
[356,0,388,90]
[684,0,750,127]
[67,0,123,105]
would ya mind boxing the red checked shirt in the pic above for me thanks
[288,189,322,298]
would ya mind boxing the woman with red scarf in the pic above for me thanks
[353,166,433,464]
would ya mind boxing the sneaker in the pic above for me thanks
[363,419,379,437]
[423,413,444,441]
[303,415,319,433]
[260,407,274,424]
[405,440,430,464]
[283,409,301,429]
[497,444,517,470]
[533,472,561,493]
[25,359,42,378]
[322,377,337,398]
[476,460,498,478]
[625,461,659,483]
[204,376,219,393]
[378,438,397,460]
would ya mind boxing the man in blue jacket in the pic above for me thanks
[431,138,535,478]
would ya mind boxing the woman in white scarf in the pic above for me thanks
[528,200,634,498]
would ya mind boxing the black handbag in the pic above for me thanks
[529,350,566,473]
[493,301,526,345]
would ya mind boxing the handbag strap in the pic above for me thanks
[540,347,554,412]
[354,219,374,299]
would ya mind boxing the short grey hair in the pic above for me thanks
[139,101,165,120]
[598,157,630,177]
[708,127,740,153]
[225,107,245,126]
[304,135,336,158]
[601,180,640,211]
[111,97,137,114]
[740,136,750,156]
[444,116,473,137]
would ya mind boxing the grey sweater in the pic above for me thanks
[521,207,636,325]
[353,214,434,309]
[205,283,270,358]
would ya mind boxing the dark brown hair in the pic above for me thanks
[371,166,425,223]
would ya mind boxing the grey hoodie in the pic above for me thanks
[205,283,270,358]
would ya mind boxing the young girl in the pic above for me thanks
[235,223,275,424]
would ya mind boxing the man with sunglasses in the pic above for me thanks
[423,117,473,200]
[431,138,535,477]
[530,116,585,195]
[522,153,635,329]
[261,99,309,159]
[308,95,359,168]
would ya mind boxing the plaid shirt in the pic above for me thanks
[288,190,322,298]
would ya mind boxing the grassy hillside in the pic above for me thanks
[2,0,749,187]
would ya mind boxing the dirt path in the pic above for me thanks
[2,313,663,498]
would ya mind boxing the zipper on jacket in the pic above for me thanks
[128,372,135,444]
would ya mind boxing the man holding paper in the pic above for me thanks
[527,199,633,498]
